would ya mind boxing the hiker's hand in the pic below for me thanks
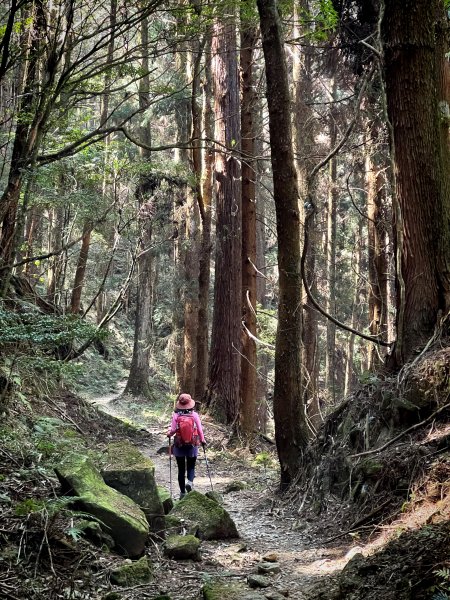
[201,441,206,448]
[166,431,171,438]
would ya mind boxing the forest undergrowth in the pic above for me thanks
[0,344,449,600]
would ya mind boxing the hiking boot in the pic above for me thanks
[185,481,193,493]
[179,492,186,499]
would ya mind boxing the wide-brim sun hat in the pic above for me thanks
[176,393,195,410]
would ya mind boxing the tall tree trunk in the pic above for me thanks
[255,204,269,434]
[172,37,190,391]
[205,16,242,425]
[366,125,388,369]
[47,204,65,303]
[257,0,309,488]
[24,206,43,281]
[0,2,62,293]
[381,0,450,366]
[292,0,320,430]
[124,208,153,397]
[255,97,269,434]
[324,80,338,402]
[195,34,213,401]
[0,2,42,287]
[181,190,200,394]
[239,10,258,438]
[124,12,153,397]
[181,31,204,395]
[70,221,92,314]
[100,0,117,168]
[172,191,186,391]
[344,220,363,397]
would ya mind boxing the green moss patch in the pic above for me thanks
[55,454,149,557]
[170,491,238,540]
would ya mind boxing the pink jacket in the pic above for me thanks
[167,410,206,443]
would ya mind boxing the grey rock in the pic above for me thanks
[248,575,271,589]
[163,534,201,560]
[258,562,281,575]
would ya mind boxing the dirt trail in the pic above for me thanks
[89,393,355,600]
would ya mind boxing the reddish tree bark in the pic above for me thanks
[239,11,258,437]
[205,17,242,425]
[382,0,450,365]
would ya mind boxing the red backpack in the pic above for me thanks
[175,414,200,447]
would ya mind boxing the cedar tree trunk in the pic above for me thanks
[257,0,309,488]
[205,17,242,424]
[381,0,450,365]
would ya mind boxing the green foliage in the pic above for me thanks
[0,307,100,349]
[252,451,276,472]
[0,303,109,403]
[296,0,338,41]
[68,352,126,397]
[0,16,33,38]
[14,496,80,529]
[431,568,450,599]
[66,524,83,542]
[14,498,46,516]
[31,417,86,463]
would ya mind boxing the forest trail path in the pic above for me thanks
[89,392,354,600]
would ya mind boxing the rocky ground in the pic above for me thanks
[94,398,350,600]
[92,390,449,600]
[0,381,448,600]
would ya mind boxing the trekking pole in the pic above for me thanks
[168,436,173,498]
[202,444,214,492]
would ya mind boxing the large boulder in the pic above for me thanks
[102,441,165,533]
[170,491,238,540]
[55,455,148,557]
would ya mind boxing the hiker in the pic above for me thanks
[166,393,206,499]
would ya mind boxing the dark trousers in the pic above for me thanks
[175,456,196,493]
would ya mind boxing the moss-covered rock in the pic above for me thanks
[224,480,247,493]
[157,485,174,514]
[55,454,148,557]
[110,556,153,586]
[102,592,122,600]
[170,491,238,540]
[102,441,164,533]
[78,519,115,549]
[164,514,183,534]
[163,534,201,560]
[205,490,223,504]
[202,579,261,599]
